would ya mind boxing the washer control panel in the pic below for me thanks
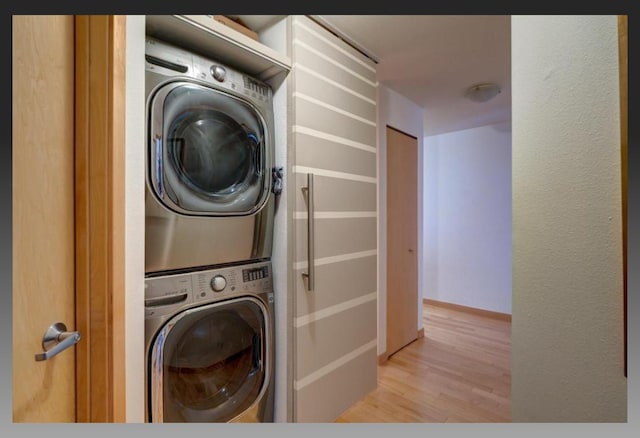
[145,261,273,318]
[144,275,194,318]
[243,265,269,282]
[194,261,272,303]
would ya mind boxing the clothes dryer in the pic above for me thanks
[145,37,277,274]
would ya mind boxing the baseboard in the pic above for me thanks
[423,298,512,322]
[417,327,425,339]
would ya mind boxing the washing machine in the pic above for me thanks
[145,37,279,274]
[145,260,275,423]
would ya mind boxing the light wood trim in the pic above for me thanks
[618,14,627,378]
[74,15,91,422]
[423,299,511,322]
[417,327,424,339]
[75,15,127,423]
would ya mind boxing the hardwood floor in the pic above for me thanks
[335,302,511,422]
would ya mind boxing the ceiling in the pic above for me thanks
[237,15,511,137]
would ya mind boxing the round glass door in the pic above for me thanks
[153,298,267,423]
[150,82,269,215]
[168,109,258,199]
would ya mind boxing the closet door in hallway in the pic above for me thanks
[289,15,378,422]
[385,127,419,357]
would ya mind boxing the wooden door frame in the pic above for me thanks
[75,15,127,422]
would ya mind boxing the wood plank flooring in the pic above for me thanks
[335,302,511,422]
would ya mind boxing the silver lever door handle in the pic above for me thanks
[35,322,81,362]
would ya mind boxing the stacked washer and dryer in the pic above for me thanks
[143,37,279,423]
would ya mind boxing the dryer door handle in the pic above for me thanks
[254,139,264,177]
[154,136,164,198]
[251,333,262,371]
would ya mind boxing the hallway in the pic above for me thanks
[336,302,511,422]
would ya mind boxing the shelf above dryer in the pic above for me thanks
[145,15,291,82]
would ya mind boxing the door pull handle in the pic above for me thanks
[301,173,315,291]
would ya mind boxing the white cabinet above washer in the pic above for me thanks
[146,15,291,82]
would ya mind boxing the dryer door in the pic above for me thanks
[149,296,269,423]
[149,81,270,215]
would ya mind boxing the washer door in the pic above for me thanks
[149,81,269,215]
[149,297,269,423]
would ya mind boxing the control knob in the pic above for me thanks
[210,275,227,292]
[210,65,226,82]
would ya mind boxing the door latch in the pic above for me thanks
[272,166,283,196]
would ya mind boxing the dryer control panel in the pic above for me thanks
[145,36,273,110]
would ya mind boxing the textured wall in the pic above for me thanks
[511,15,626,421]
[423,122,512,314]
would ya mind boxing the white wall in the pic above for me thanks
[377,85,424,355]
[512,15,626,421]
[261,17,290,423]
[423,122,512,314]
[124,14,146,423]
